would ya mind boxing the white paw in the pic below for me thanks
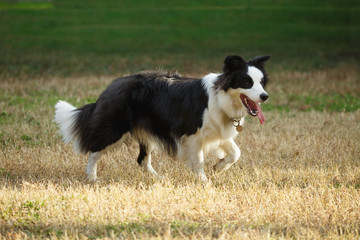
[86,173,97,183]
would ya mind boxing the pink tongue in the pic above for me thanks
[255,102,265,124]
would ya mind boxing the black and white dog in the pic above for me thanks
[55,55,270,182]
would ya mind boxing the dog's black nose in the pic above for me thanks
[260,93,269,102]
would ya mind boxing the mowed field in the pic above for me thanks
[1,1,360,239]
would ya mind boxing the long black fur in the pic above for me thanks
[73,72,209,156]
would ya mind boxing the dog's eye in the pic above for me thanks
[244,78,253,88]
[260,78,264,86]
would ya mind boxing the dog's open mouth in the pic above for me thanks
[240,94,265,124]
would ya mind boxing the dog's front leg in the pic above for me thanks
[214,139,241,172]
[185,142,208,182]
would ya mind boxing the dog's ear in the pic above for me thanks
[248,55,271,69]
[223,55,247,73]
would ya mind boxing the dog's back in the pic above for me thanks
[55,72,208,155]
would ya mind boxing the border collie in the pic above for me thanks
[55,55,270,182]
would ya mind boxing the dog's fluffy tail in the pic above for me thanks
[54,100,81,153]
[55,100,94,154]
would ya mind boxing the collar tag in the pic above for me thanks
[233,119,243,132]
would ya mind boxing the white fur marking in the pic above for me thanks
[214,139,241,172]
[86,152,101,182]
[247,66,264,82]
[201,73,220,95]
[141,152,162,179]
[182,134,208,182]
[54,100,81,153]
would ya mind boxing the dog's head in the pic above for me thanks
[215,55,271,124]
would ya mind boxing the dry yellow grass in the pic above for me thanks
[0,66,360,239]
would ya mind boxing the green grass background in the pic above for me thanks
[0,0,359,76]
[0,0,359,112]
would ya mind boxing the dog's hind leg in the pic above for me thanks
[213,139,241,172]
[86,133,130,182]
[137,143,161,179]
[86,152,101,182]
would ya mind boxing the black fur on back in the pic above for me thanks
[73,71,209,155]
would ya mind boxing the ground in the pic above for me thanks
[1,67,360,239]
